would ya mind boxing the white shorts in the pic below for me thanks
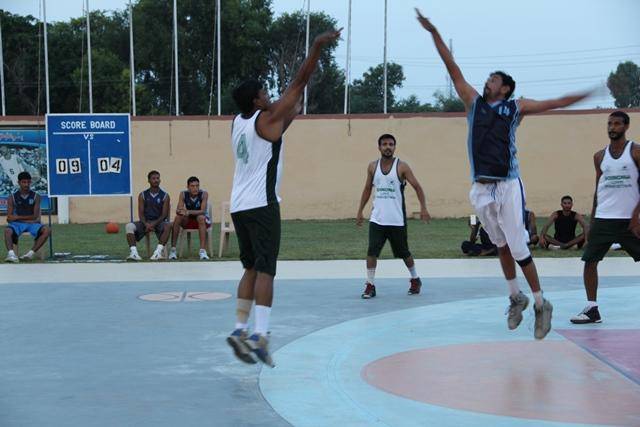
[469,178,531,261]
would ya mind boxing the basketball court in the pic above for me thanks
[1,257,638,426]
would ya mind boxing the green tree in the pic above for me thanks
[391,94,437,113]
[350,62,404,113]
[268,11,344,113]
[607,61,640,108]
[1,12,44,115]
[433,90,465,112]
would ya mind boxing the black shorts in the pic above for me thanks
[231,203,281,276]
[132,221,169,242]
[582,218,640,263]
[367,222,411,259]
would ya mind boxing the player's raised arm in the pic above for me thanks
[415,8,477,110]
[518,90,592,116]
[259,28,342,141]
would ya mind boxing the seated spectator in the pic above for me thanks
[125,170,171,261]
[4,172,50,262]
[524,209,539,247]
[168,176,211,260]
[539,195,588,250]
[461,215,497,256]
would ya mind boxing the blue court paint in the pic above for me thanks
[0,276,637,426]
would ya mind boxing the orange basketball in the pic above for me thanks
[105,222,120,234]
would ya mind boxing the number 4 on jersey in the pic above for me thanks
[237,134,249,164]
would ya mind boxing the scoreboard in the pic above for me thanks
[46,114,131,196]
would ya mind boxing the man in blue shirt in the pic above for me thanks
[416,9,590,339]
[4,172,50,262]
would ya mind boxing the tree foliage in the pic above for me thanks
[607,61,640,108]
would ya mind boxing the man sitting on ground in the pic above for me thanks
[4,172,50,262]
[125,170,171,261]
[461,215,498,256]
[524,209,539,247]
[539,195,588,250]
[168,176,211,260]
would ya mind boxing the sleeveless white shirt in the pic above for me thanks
[230,110,284,213]
[0,156,22,186]
[595,141,639,219]
[370,158,406,226]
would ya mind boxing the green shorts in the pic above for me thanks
[231,203,281,276]
[368,222,411,259]
[581,218,640,263]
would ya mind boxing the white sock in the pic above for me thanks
[254,305,271,336]
[8,250,15,257]
[235,322,248,330]
[507,278,520,296]
[586,300,598,308]
[199,248,206,254]
[408,265,418,279]
[130,246,138,254]
[532,291,544,308]
[366,268,376,284]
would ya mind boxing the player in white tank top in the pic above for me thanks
[356,134,431,299]
[571,111,640,325]
[226,29,343,368]
[230,110,284,213]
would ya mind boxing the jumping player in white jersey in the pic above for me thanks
[356,133,431,299]
[0,146,27,188]
[416,9,591,339]
[226,28,342,367]
[571,111,640,324]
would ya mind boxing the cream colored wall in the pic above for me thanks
[2,111,637,223]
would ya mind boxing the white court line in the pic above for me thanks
[0,257,637,284]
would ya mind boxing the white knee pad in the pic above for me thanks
[125,223,136,234]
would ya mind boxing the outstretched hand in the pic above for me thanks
[314,28,343,45]
[415,8,436,32]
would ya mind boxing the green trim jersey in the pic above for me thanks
[595,141,639,219]
[230,110,284,214]
[370,158,406,227]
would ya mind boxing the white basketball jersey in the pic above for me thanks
[0,156,22,186]
[595,140,639,219]
[370,158,406,226]
[230,110,284,213]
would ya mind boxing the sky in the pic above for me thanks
[2,0,640,109]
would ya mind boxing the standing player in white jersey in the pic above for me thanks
[226,28,342,367]
[416,9,591,339]
[571,111,640,324]
[356,133,431,299]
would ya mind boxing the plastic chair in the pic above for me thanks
[218,201,235,257]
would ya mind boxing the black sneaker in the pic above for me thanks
[570,306,602,324]
[408,278,422,295]
[361,282,376,299]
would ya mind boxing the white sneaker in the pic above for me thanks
[150,249,164,261]
[5,252,18,263]
[610,243,622,251]
[199,250,209,260]
[126,252,142,261]
[20,251,34,261]
[548,244,561,251]
[168,249,178,260]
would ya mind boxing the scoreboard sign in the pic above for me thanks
[46,114,131,196]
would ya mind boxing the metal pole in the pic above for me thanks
[86,0,93,113]
[382,0,388,114]
[303,0,310,115]
[173,0,179,116]
[43,0,50,114]
[129,0,136,116]
[216,0,221,116]
[343,0,351,114]
[448,38,453,98]
[0,18,5,116]
[43,0,55,256]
